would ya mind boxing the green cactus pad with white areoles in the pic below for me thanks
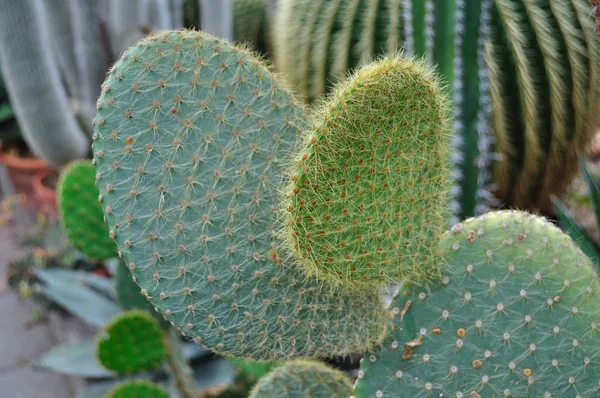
[104,381,170,398]
[58,160,117,260]
[249,360,353,398]
[354,210,600,398]
[92,30,387,360]
[282,55,453,290]
[96,311,167,374]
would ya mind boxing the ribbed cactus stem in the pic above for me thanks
[201,0,233,40]
[0,0,89,166]
[45,0,79,99]
[68,0,108,130]
[400,0,413,55]
[109,0,145,56]
[148,0,173,30]
[169,0,185,28]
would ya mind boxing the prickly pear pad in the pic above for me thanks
[283,55,453,290]
[105,381,169,398]
[250,360,353,398]
[92,30,387,360]
[97,311,167,374]
[57,160,117,260]
[355,210,600,397]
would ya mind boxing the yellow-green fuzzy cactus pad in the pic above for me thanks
[104,381,170,398]
[58,160,117,259]
[355,210,600,398]
[282,55,453,290]
[249,360,353,398]
[91,30,387,360]
[96,310,167,374]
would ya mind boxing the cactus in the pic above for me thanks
[249,360,353,398]
[183,0,202,28]
[57,160,118,260]
[273,0,600,218]
[92,30,388,360]
[0,0,89,166]
[282,54,453,289]
[96,311,168,374]
[233,0,267,52]
[105,381,170,398]
[354,210,600,397]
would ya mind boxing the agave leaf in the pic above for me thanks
[553,198,600,270]
[578,156,600,234]
[33,338,114,378]
[35,269,121,327]
[36,268,116,299]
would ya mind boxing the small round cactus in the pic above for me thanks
[57,160,117,259]
[92,30,387,360]
[104,381,169,398]
[355,210,600,397]
[282,54,453,290]
[249,360,353,398]
[96,311,167,374]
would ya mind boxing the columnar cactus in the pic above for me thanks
[273,0,600,218]
[57,160,118,260]
[249,360,353,398]
[282,54,453,289]
[96,311,168,374]
[0,0,89,166]
[354,210,600,397]
[92,30,388,360]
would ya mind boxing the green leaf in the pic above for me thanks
[552,199,600,271]
[33,338,114,378]
[578,156,600,234]
[35,269,121,327]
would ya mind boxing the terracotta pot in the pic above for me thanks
[0,143,55,216]
[32,169,58,217]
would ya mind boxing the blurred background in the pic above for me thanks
[0,0,599,397]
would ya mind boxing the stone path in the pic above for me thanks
[0,227,82,397]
